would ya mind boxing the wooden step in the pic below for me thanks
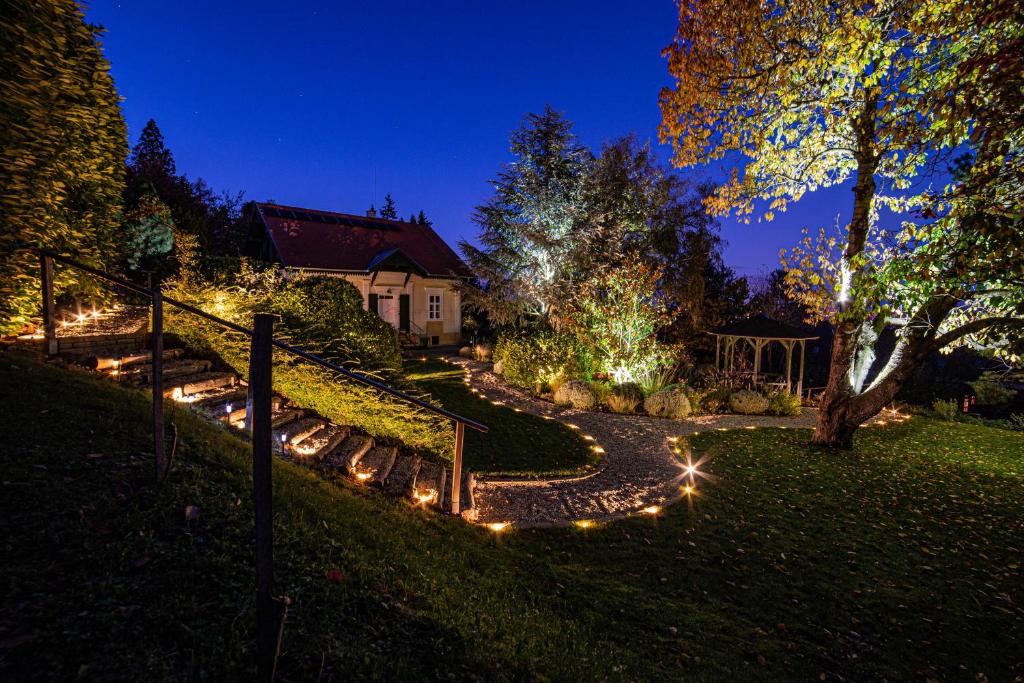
[291,424,350,461]
[165,372,237,399]
[93,348,184,370]
[412,460,446,506]
[190,386,249,409]
[384,453,421,497]
[270,408,304,429]
[125,359,212,382]
[326,434,374,474]
[274,417,326,452]
[352,446,398,485]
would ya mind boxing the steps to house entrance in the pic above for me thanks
[85,347,471,516]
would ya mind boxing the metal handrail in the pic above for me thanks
[36,248,488,433]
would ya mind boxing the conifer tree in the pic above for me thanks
[416,210,433,227]
[379,193,398,220]
[0,0,128,333]
[460,106,591,325]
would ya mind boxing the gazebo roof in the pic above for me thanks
[710,314,818,340]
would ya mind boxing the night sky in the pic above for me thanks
[85,0,850,277]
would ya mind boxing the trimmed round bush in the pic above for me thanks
[728,389,769,415]
[458,346,473,358]
[554,379,597,410]
[492,359,504,375]
[644,386,692,419]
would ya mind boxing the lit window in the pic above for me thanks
[428,292,442,320]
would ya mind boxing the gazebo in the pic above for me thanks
[709,315,819,395]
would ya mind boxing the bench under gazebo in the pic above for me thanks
[709,315,819,395]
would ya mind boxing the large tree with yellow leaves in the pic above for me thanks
[660,0,1023,447]
[0,0,128,334]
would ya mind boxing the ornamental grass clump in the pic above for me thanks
[644,386,692,419]
[473,344,493,362]
[728,389,769,415]
[606,392,641,414]
[553,380,598,410]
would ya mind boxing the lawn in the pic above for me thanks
[2,348,1021,680]
[403,357,597,476]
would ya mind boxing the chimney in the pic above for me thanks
[366,205,377,218]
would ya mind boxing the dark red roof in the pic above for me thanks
[255,203,471,278]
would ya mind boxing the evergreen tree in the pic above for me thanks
[125,119,177,205]
[408,213,417,224]
[379,193,398,220]
[416,210,432,227]
[460,106,591,325]
[0,0,128,333]
[122,193,175,273]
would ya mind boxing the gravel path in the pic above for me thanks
[451,357,819,528]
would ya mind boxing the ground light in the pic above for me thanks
[486,522,510,533]
[641,506,660,515]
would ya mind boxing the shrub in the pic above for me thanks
[589,381,612,406]
[683,387,703,414]
[729,389,769,415]
[699,385,733,414]
[497,331,593,393]
[968,373,1017,406]
[1008,414,1024,432]
[607,393,641,414]
[932,398,961,421]
[473,343,493,362]
[459,346,474,358]
[766,390,802,417]
[553,380,598,410]
[611,382,645,404]
[644,386,692,419]
[267,276,401,372]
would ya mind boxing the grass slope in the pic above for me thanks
[1,349,1021,681]
[403,358,597,476]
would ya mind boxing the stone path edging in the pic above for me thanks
[450,357,820,528]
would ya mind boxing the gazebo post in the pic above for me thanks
[753,338,762,384]
[797,339,806,397]
[715,335,721,369]
[785,340,794,393]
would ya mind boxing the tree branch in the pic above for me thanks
[933,316,1024,349]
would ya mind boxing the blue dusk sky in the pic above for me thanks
[85,0,851,278]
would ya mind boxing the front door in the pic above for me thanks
[377,294,399,328]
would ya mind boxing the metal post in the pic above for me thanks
[450,420,465,516]
[152,290,165,481]
[40,254,58,355]
[249,313,276,681]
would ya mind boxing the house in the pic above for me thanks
[248,202,471,346]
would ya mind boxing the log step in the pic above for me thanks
[326,434,374,474]
[274,417,327,452]
[411,460,446,506]
[190,386,249,409]
[352,446,398,485]
[165,372,237,398]
[384,454,421,497]
[270,408,304,429]
[93,347,185,370]
[124,359,212,382]
[291,424,350,461]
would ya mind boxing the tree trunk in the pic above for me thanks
[812,92,879,448]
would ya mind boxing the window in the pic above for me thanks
[427,291,442,320]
